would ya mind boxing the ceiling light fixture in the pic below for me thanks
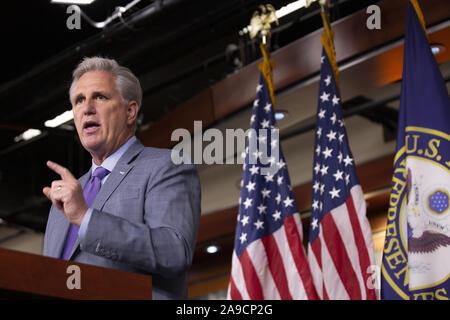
[14,129,42,143]
[276,0,312,19]
[206,245,219,254]
[44,110,74,128]
[430,43,446,55]
[274,110,288,120]
[50,0,96,5]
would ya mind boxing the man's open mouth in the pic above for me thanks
[83,121,100,133]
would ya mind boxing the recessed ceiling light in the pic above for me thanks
[274,110,288,120]
[430,43,446,55]
[206,245,219,254]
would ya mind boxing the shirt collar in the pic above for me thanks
[91,136,137,174]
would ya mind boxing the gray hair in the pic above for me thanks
[69,57,142,108]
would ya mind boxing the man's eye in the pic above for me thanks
[96,94,107,100]
[75,97,84,104]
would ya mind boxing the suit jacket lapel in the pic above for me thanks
[93,139,144,211]
[69,140,145,260]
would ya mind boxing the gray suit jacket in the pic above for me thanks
[43,139,201,299]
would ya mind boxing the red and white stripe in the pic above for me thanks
[308,185,377,300]
[228,213,318,300]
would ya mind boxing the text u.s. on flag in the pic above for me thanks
[381,0,450,300]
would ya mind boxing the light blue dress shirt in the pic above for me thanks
[78,136,137,240]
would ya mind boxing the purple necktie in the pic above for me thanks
[60,166,110,260]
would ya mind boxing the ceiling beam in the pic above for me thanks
[137,0,450,148]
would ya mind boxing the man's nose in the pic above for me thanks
[82,98,96,114]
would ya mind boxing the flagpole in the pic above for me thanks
[249,4,278,110]
[319,0,339,91]
[410,0,428,40]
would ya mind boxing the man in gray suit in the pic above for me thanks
[42,57,201,300]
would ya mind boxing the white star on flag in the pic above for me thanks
[239,233,247,244]
[243,197,252,209]
[315,145,321,156]
[313,181,320,193]
[329,187,341,199]
[312,200,319,210]
[311,218,318,230]
[330,113,337,124]
[314,163,321,174]
[333,169,344,181]
[322,147,333,159]
[283,196,294,208]
[277,159,286,169]
[332,95,340,106]
[261,188,271,198]
[256,84,263,92]
[254,219,264,230]
[320,165,329,176]
[272,210,282,221]
[277,175,284,186]
[257,204,267,214]
[345,173,350,185]
[318,109,326,119]
[275,193,281,204]
[245,181,256,192]
[326,130,337,142]
[260,119,270,128]
[249,165,259,175]
[320,91,330,102]
[241,215,249,226]
[343,155,354,167]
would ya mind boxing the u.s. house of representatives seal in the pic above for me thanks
[383,126,450,300]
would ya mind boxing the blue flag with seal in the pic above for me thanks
[381,0,450,300]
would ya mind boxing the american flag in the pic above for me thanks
[228,71,318,300]
[308,48,377,300]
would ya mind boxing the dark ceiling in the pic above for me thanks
[0,0,380,232]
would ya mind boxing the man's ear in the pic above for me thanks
[127,101,139,125]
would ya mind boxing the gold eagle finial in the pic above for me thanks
[249,4,278,43]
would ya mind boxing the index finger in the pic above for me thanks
[46,160,75,181]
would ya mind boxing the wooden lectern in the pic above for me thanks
[0,248,152,299]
